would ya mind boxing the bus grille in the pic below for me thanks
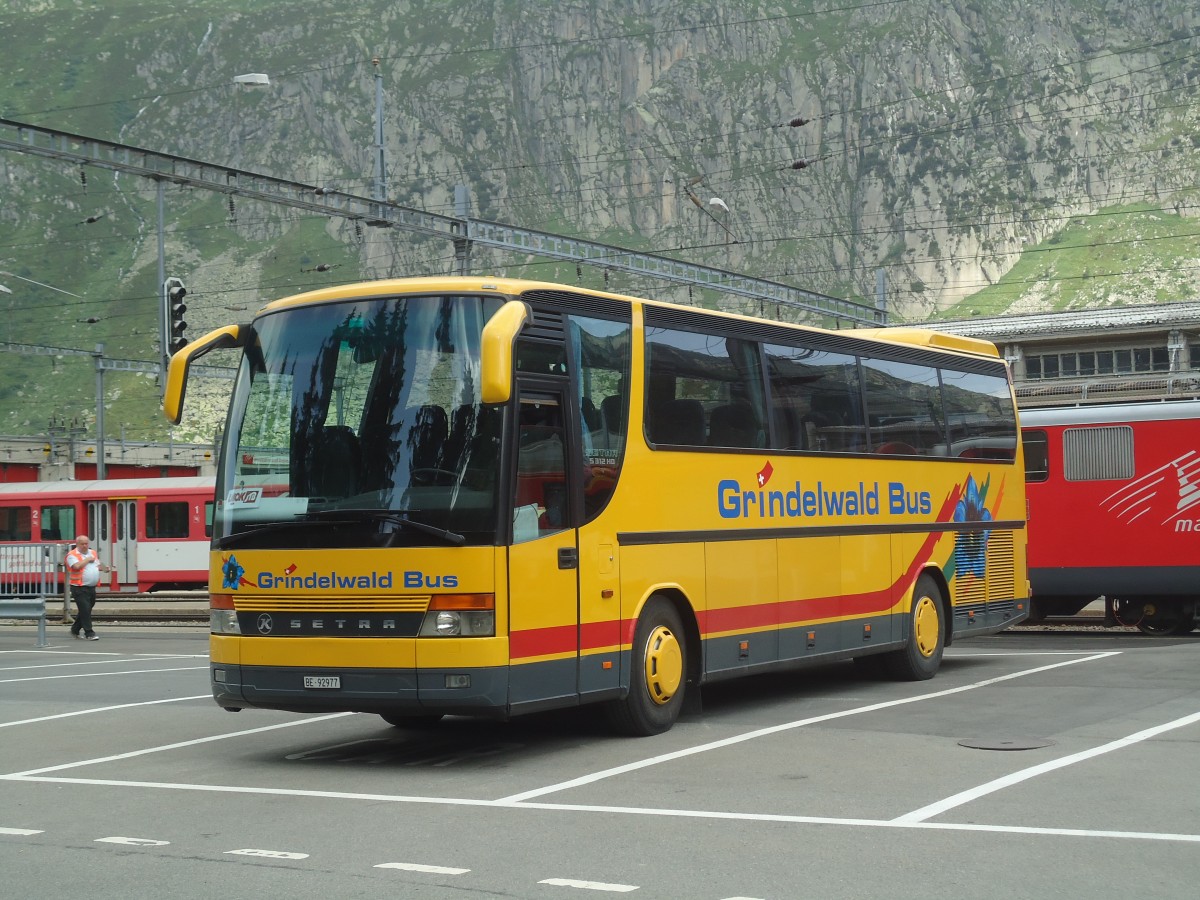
[232,596,430,613]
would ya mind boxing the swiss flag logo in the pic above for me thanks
[757,460,774,487]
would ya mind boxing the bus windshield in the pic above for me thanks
[214,293,505,549]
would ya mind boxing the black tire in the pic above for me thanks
[881,574,945,680]
[379,712,444,728]
[605,597,687,736]
[1136,601,1196,637]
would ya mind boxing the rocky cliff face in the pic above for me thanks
[2,0,1199,439]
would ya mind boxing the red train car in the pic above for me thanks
[0,476,214,593]
[1021,400,1200,634]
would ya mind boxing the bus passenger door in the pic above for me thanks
[507,387,581,708]
[113,499,138,590]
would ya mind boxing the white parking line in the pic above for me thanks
[0,656,205,672]
[0,827,43,835]
[499,651,1120,803]
[539,877,638,892]
[0,695,211,729]
[0,666,205,684]
[893,708,1200,823]
[2,712,355,778]
[375,862,471,875]
[225,848,308,860]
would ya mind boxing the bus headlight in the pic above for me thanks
[419,594,495,637]
[210,593,240,634]
[210,609,241,634]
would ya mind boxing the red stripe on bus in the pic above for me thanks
[513,485,965,658]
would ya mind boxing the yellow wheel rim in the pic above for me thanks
[644,625,683,705]
[913,595,940,658]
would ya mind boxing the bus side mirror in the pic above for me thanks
[480,300,529,405]
[163,324,247,425]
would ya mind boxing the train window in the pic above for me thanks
[39,505,75,541]
[204,502,214,538]
[1063,425,1134,481]
[0,505,32,542]
[145,502,189,539]
[1022,430,1049,482]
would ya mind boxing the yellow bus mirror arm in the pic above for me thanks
[162,324,247,425]
[480,300,529,405]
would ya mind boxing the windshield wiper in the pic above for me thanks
[305,508,466,546]
[214,518,334,550]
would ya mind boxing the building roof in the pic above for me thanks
[920,301,1200,341]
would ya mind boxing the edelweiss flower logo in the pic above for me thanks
[222,555,246,591]
[952,474,992,579]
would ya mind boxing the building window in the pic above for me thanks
[1025,345,1172,381]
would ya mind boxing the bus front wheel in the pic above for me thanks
[882,574,945,680]
[606,597,687,736]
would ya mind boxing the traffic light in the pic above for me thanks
[164,277,188,354]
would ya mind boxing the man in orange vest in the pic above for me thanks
[66,534,111,641]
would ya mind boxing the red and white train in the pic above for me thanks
[0,476,214,593]
[1022,399,1200,635]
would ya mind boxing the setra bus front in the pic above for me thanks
[165,279,528,723]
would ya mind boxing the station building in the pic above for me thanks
[926,301,1200,408]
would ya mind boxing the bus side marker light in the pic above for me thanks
[601,589,614,599]
[863,624,872,640]
[602,660,613,670]
[807,631,816,649]
[739,640,749,659]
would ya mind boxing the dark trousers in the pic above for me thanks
[70,585,97,635]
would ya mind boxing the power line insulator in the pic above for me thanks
[788,117,812,127]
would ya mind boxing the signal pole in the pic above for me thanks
[160,277,187,394]
[372,57,387,204]
[93,343,106,479]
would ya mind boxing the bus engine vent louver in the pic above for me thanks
[986,530,1015,601]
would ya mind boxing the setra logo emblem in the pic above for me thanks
[256,613,273,635]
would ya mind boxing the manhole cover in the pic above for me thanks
[958,737,1056,751]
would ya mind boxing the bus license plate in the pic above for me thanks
[303,676,341,689]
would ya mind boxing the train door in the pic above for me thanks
[86,501,113,591]
[87,500,136,590]
[113,499,138,589]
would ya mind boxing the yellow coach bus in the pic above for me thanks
[165,276,1028,736]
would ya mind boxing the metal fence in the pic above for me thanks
[0,542,69,600]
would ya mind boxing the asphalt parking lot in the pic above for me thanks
[2,623,1198,899]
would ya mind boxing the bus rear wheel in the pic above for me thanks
[881,574,945,680]
[605,597,687,736]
